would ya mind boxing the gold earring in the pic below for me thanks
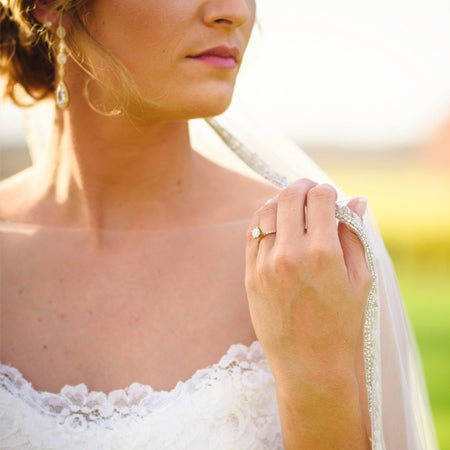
[55,24,70,109]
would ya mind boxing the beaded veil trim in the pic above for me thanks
[206,118,381,449]
[0,118,381,448]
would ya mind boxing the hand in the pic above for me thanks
[245,178,372,393]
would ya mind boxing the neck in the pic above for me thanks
[36,105,200,231]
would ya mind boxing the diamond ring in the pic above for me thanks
[251,227,277,241]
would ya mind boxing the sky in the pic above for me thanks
[234,0,450,150]
[1,0,450,152]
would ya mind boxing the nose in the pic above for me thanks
[203,0,254,29]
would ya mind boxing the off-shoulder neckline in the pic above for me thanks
[0,340,263,399]
[0,341,271,428]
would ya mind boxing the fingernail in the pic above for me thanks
[354,196,368,218]
[265,196,277,205]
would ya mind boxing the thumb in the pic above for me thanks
[338,197,368,282]
[347,196,368,219]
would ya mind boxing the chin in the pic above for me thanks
[188,98,232,119]
[183,85,235,118]
[128,82,236,122]
[149,92,233,122]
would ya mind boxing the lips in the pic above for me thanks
[189,45,240,62]
[187,45,240,69]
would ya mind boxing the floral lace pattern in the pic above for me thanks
[0,342,283,449]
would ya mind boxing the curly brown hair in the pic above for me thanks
[1,0,150,118]
[0,0,91,105]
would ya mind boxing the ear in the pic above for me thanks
[32,0,60,27]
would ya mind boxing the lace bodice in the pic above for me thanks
[0,341,283,449]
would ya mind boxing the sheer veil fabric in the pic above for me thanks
[1,102,438,449]
[191,107,438,449]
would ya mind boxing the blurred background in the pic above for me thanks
[1,0,449,446]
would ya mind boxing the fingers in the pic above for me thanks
[305,184,338,239]
[348,196,368,219]
[247,179,316,279]
[275,178,317,246]
[247,180,370,290]
[246,214,260,268]
[257,197,278,252]
[338,197,371,285]
[246,196,278,269]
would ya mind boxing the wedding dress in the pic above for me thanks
[0,106,439,449]
[1,341,285,449]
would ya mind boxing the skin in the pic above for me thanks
[0,0,371,447]
[247,182,371,448]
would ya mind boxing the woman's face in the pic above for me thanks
[86,0,256,120]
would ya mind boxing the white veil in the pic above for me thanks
[21,100,438,449]
[190,107,439,450]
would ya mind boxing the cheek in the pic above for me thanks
[89,0,185,77]
[84,0,251,117]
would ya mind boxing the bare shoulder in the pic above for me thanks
[0,167,40,222]
[227,171,280,211]
[199,156,281,222]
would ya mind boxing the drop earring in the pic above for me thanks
[55,23,70,109]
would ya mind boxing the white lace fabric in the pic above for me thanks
[0,342,284,449]
[0,112,439,449]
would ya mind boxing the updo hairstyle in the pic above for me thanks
[1,0,145,116]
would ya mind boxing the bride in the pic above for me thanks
[0,0,437,448]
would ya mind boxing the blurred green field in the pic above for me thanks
[326,162,450,449]
[397,264,450,449]
[1,151,448,446]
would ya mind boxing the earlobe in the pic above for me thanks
[32,0,59,27]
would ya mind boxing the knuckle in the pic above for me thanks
[290,177,317,190]
[279,184,303,203]
[272,248,297,273]
[279,185,298,201]
[308,241,334,260]
[259,201,277,217]
[307,184,337,202]
[264,195,279,208]
[306,242,340,270]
